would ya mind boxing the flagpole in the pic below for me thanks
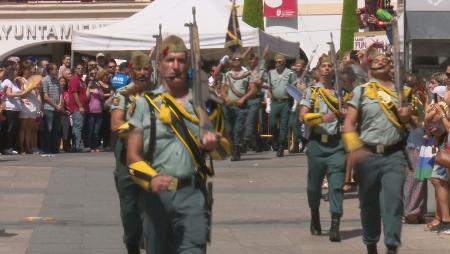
[231,0,237,52]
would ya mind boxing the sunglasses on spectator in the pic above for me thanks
[275,60,284,64]
[89,64,97,67]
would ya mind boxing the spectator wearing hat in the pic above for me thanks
[96,53,106,71]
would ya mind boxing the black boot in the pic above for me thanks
[231,145,241,161]
[276,147,284,157]
[240,141,247,154]
[126,244,140,254]
[386,245,397,254]
[366,244,378,254]
[329,214,341,242]
[310,209,322,235]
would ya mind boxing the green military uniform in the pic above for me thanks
[347,79,409,249]
[223,70,251,157]
[128,85,208,254]
[243,61,268,150]
[300,82,345,218]
[111,82,143,251]
[269,67,296,150]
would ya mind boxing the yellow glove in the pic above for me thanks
[128,161,159,191]
[342,132,364,153]
[117,122,130,138]
[304,113,323,127]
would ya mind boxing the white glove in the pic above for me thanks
[265,98,271,114]
[220,55,229,65]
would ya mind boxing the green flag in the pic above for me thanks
[339,0,359,58]
[243,0,264,31]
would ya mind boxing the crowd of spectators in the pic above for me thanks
[0,53,130,155]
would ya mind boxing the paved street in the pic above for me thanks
[0,151,449,254]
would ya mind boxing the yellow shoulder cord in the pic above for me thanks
[365,83,403,129]
[318,87,339,115]
[310,87,320,111]
[144,94,212,178]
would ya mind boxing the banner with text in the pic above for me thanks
[264,0,297,18]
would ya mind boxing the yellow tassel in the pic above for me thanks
[363,84,377,100]
[159,103,172,124]
[304,113,323,127]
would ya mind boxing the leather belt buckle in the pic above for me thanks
[376,144,385,154]
[321,134,329,143]
[168,178,179,192]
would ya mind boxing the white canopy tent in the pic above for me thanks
[71,0,299,59]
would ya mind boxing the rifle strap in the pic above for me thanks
[226,74,246,98]
[143,93,213,178]
[363,82,404,129]
[143,92,157,164]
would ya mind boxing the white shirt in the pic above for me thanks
[1,79,22,111]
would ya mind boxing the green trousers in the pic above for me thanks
[141,179,207,254]
[269,101,290,147]
[243,101,261,143]
[306,137,345,216]
[223,105,248,146]
[356,150,406,247]
[113,138,143,247]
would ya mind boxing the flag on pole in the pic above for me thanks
[225,1,242,52]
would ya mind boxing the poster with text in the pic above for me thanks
[264,0,297,18]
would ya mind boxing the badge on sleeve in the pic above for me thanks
[112,97,121,106]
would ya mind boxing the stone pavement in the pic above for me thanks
[0,151,449,254]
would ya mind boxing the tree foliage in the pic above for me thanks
[243,0,264,31]
[340,0,359,58]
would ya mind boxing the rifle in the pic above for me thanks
[327,33,342,113]
[391,0,405,106]
[152,24,162,89]
[287,45,319,102]
[185,7,230,243]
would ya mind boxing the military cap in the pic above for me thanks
[295,58,306,65]
[160,35,188,60]
[130,51,150,69]
[231,51,243,60]
[316,54,332,68]
[274,53,287,61]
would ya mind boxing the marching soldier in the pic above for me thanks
[110,52,152,254]
[343,52,412,254]
[126,35,220,254]
[242,50,269,153]
[268,53,296,157]
[289,59,311,153]
[299,54,346,242]
[221,52,256,161]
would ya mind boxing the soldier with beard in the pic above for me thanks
[343,52,412,254]
[110,51,153,254]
